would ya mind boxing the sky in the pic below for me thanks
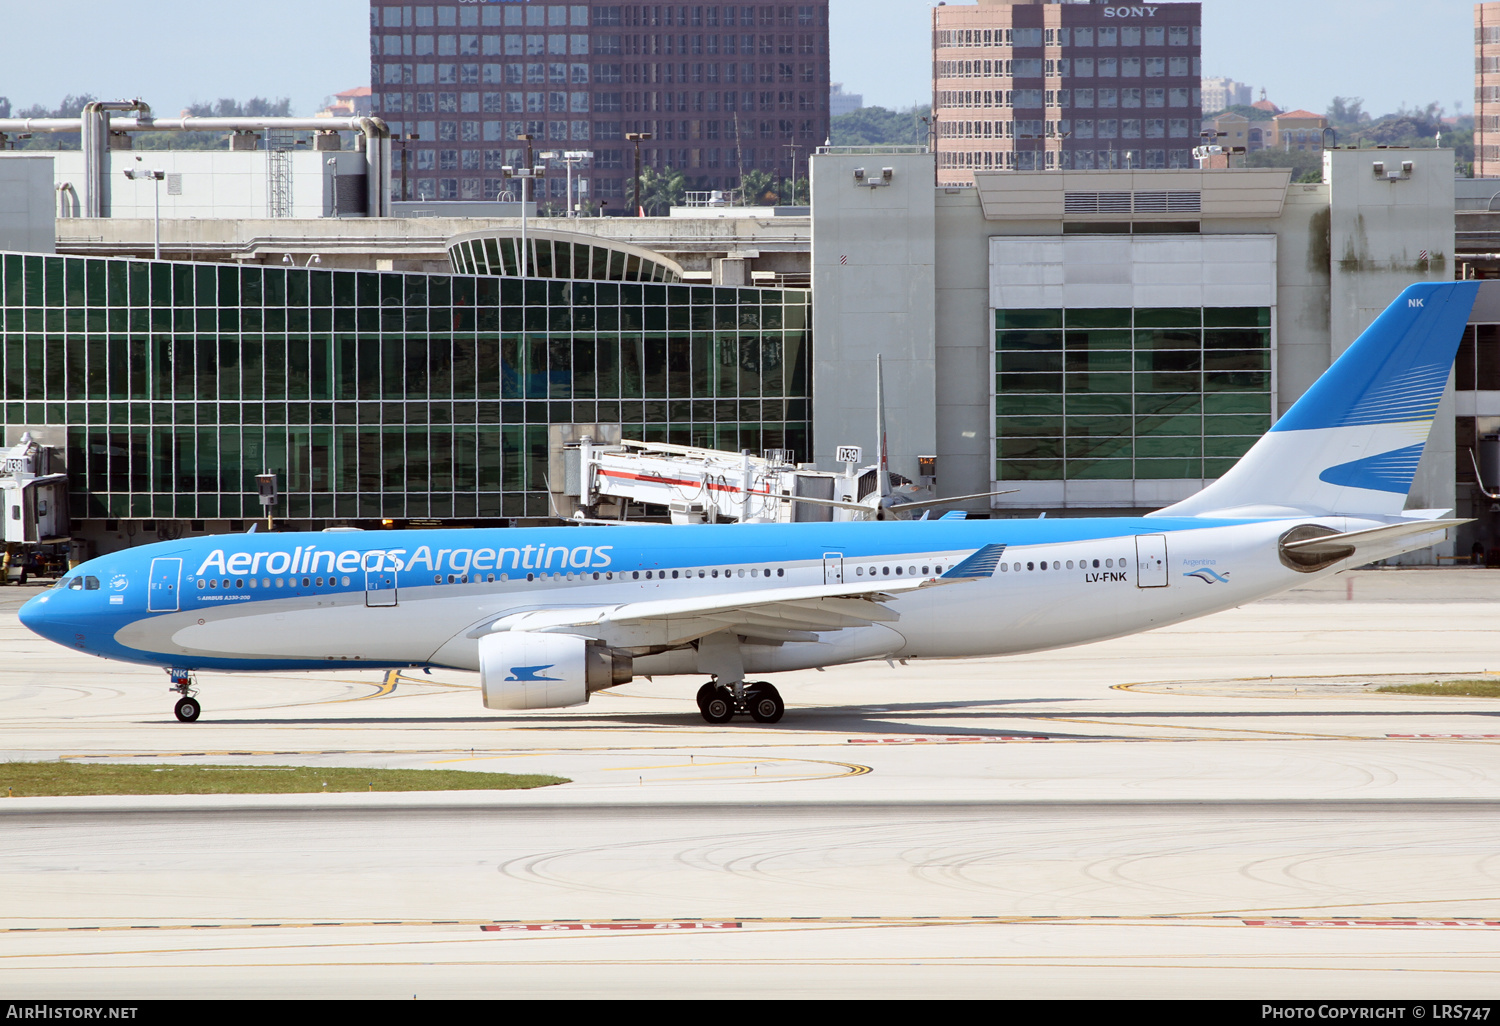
[0,0,1480,120]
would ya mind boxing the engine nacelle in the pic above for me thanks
[479,631,632,710]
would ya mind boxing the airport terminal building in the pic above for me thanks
[0,237,809,541]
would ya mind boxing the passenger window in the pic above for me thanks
[895,567,903,576]
[1027,562,1034,571]
[777,568,784,577]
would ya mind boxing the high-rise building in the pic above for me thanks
[931,0,1202,184]
[829,83,863,117]
[368,2,831,207]
[1478,3,1500,177]
[1200,75,1251,114]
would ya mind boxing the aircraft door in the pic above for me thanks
[365,560,398,607]
[822,552,844,585]
[1135,534,1168,588]
[148,557,182,612]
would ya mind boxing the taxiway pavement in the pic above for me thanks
[2,568,1499,998]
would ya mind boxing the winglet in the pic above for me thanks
[941,543,1007,580]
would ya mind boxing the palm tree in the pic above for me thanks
[739,169,775,206]
[626,166,687,216]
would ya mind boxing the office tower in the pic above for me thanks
[932,0,1202,183]
[370,2,831,207]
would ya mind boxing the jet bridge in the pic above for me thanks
[547,424,879,524]
[2,432,70,582]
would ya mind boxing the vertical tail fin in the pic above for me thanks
[1156,281,1479,518]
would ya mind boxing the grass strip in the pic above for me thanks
[0,762,568,797]
[1375,680,1500,698]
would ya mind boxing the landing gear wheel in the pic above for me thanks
[700,688,736,724]
[174,697,201,723]
[695,681,718,712]
[747,683,784,724]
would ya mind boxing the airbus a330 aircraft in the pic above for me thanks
[19,282,1478,725]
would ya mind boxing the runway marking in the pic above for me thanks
[847,736,1053,745]
[7,914,1500,938]
[313,670,481,705]
[480,922,740,932]
[1388,734,1500,739]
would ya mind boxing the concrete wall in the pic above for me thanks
[28,150,367,220]
[809,152,937,482]
[0,155,56,254]
[934,187,993,503]
[1326,148,1457,558]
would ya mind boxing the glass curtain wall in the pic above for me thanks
[0,253,810,522]
[994,306,1271,483]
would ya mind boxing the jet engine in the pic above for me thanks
[478,631,632,710]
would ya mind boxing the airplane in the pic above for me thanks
[18,281,1478,725]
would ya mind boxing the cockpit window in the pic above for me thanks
[68,577,84,590]
[84,577,100,590]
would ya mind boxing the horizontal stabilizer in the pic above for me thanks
[941,543,1008,580]
[1282,518,1469,559]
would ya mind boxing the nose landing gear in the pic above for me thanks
[696,680,784,724]
[168,670,200,722]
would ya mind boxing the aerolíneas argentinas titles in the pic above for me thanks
[19,283,1478,725]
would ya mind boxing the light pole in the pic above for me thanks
[122,162,165,260]
[783,141,800,205]
[502,163,545,277]
[541,150,594,217]
[326,157,339,217]
[397,131,419,200]
[625,132,652,215]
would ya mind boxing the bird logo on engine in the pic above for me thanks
[505,664,562,682]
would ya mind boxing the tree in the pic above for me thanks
[1325,96,1367,127]
[5,94,300,151]
[183,97,293,118]
[1204,103,1272,121]
[829,104,932,147]
[626,166,685,216]
[739,168,776,205]
[9,94,99,149]
[1242,147,1323,184]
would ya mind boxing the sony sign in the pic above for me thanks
[1103,6,1160,16]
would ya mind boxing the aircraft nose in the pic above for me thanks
[18,591,64,642]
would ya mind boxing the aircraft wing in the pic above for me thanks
[474,544,1006,647]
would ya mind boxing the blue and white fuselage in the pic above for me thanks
[15,282,1482,722]
[14,514,1425,674]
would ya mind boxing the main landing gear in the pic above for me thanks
[696,680,785,725]
[168,670,200,722]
